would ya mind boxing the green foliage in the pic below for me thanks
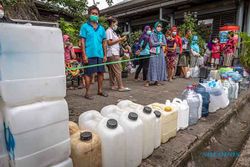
[240,33,250,69]
[128,30,142,46]
[1,0,17,8]
[41,0,88,17]
[179,13,209,55]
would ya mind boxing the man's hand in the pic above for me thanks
[83,56,88,64]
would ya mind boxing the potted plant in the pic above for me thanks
[240,33,250,71]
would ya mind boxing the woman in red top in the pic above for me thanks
[211,37,221,69]
[223,32,235,67]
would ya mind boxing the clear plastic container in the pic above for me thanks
[4,100,70,167]
[70,131,102,167]
[172,98,189,130]
[194,84,210,117]
[78,110,103,133]
[100,105,123,120]
[149,103,177,143]
[182,86,201,125]
[97,118,125,167]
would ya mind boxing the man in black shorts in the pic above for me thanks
[79,5,108,100]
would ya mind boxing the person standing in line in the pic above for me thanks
[166,32,177,82]
[147,21,167,86]
[106,17,131,92]
[190,35,201,67]
[135,25,152,86]
[223,32,235,67]
[171,26,183,79]
[211,37,222,69]
[79,5,108,100]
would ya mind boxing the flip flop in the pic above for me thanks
[118,87,131,92]
[98,92,108,97]
[84,95,94,100]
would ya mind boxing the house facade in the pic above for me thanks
[101,0,250,38]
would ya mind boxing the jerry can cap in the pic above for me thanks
[107,119,118,129]
[80,131,92,141]
[154,110,161,118]
[128,112,138,121]
[143,106,152,114]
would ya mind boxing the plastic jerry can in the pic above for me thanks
[0,24,66,107]
[4,100,70,167]
[69,121,79,136]
[70,131,102,167]
[153,111,161,149]
[100,105,123,120]
[149,103,177,143]
[51,158,73,167]
[119,112,143,167]
[78,110,103,133]
[97,118,125,167]
[117,100,144,113]
[101,106,143,167]
[1,111,9,167]
[172,98,189,130]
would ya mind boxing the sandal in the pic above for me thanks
[97,92,108,97]
[111,86,119,91]
[78,85,84,89]
[84,94,94,100]
[144,83,149,87]
[118,87,131,92]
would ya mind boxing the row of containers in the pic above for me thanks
[68,66,250,167]
[0,24,73,167]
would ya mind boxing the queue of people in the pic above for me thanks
[64,5,238,100]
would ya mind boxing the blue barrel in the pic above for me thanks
[194,84,210,117]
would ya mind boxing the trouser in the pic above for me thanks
[174,53,180,76]
[107,55,123,87]
[134,55,150,81]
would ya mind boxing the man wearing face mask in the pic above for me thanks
[79,5,108,100]
[106,17,131,92]
[0,2,13,23]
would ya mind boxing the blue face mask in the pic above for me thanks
[147,30,152,35]
[89,15,99,22]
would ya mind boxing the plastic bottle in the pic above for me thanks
[172,98,189,130]
[78,110,103,133]
[182,86,200,125]
[97,118,126,167]
[153,111,161,149]
[228,76,237,99]
[0,111,9,167]
[194,84,210,117]
[221,76,232,100]
[70,131,102,167]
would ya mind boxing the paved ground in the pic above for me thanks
[66,74,250,167]
[66,75,197,123]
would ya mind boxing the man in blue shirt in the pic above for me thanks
[80,5,108,100]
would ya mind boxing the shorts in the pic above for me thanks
[84,57,105,76]
[211,58,220,65]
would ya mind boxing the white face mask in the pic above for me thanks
[0,10,4,19]
[113,25,118,31]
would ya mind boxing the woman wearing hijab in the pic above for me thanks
[135,25,152,86]
[190,35,201,67]
[147,21,167,86]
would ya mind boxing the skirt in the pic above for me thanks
[223,53,234,67]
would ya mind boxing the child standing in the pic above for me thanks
[211,37,221,69]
